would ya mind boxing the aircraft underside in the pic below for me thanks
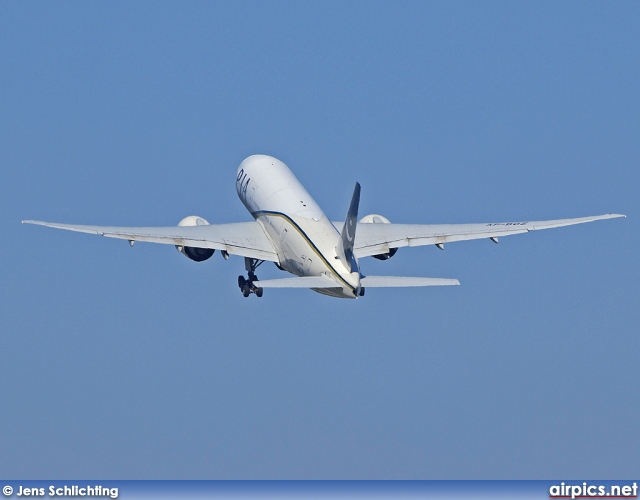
[22,154,625,299]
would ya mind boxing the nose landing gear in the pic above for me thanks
[238,257,265,298]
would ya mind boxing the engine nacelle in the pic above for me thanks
[176,216,215,262]
[359,214,398,261]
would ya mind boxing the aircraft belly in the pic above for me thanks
[312,287,356,299]
[256,213,357,298]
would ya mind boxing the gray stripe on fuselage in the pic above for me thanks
[251,210,355,293]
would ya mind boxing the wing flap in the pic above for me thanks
[22,220,279,262]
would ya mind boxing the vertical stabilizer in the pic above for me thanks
[337,182,361,272]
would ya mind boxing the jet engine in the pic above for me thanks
[175,216,215,262]
[359,214,398,260]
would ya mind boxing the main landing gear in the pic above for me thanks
[238,257,264,298]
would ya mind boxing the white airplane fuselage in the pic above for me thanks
[23,156,624,299]
[236,155,360,298]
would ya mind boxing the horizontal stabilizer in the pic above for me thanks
[360,276,460,287]
[254,276,341,289]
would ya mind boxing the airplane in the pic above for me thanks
[23,154,625,299]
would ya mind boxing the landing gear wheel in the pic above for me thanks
[239,257,265,297]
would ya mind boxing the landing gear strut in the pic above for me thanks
[238,257,264,297]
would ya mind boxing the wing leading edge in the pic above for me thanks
[22,220,279,262]
[347,213,625,259]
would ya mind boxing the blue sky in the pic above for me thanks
[1,1,638,479]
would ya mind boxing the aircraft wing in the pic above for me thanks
[22,220,279,262]
[345,214,625,259]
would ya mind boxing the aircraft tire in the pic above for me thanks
[256,288,263,298]
[242,284,251,297]
[238,276,246,288]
